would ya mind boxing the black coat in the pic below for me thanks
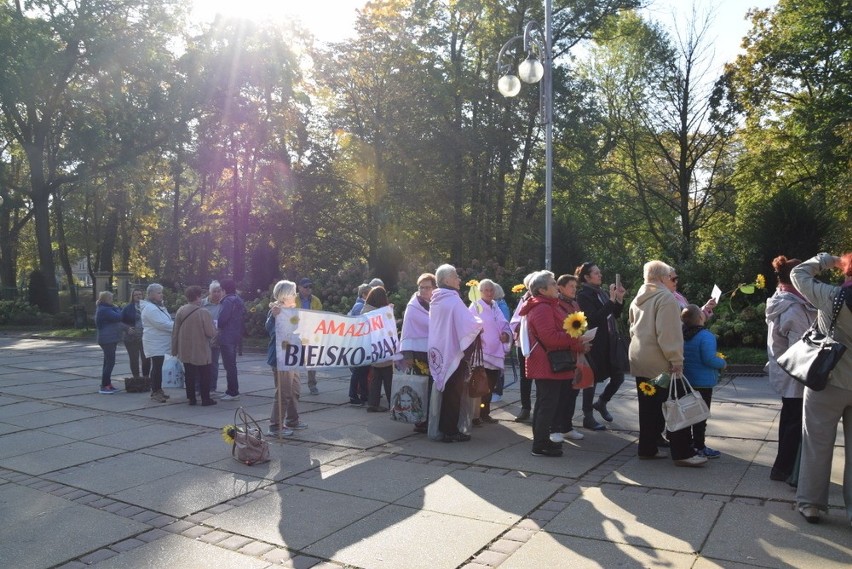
[576,284,624,380]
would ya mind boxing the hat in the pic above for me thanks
[298,278,313,287]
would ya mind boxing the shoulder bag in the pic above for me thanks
[776,289,847,392]
[232,407,270,465]
[662,373,710,432]
[468,336,491,398]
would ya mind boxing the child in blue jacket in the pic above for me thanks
[682,304,727,458]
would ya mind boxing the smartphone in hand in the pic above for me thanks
[615,274,622,289]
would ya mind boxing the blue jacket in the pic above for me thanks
[682,327,726,388]
[217,293,246,345]
[96,303,124,345]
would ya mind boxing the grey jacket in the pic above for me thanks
[791,253,852,392]
[765,289,815,397]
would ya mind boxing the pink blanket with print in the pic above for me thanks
[428,288,482,391]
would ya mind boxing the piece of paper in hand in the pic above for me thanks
[711,285,722,303]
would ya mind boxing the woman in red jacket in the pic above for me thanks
[519,271,590,457]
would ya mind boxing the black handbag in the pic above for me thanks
[547,349,576,373]
[777,289,847,391]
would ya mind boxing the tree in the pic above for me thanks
[0,0,186,311]
[581,9,738,265]
[724,0,852,254]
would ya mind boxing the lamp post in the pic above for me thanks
[496,1,553,270]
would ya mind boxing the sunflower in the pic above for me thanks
[221,424,237,445]
[638,381,657,396]
[414,360,430,375]
[289,315,300,325]
[717,351,727,360]
[466,279,479,288]
[755,273,766,289]
[563,311,588,338]
[511,284,526,294]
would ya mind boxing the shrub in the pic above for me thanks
[0,299,47,325]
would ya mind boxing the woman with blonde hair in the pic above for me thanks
[95,291,123,394]
[266,280,307,436]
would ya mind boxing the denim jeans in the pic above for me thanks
[100,343,117,387]
[220,343,239,396]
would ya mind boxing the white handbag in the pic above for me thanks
[662,373,710,431]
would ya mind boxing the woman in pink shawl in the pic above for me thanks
[469,279,511,424]
[400,273,436,433]
[427,264,483,442]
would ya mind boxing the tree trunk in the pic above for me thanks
[53,194,78,305]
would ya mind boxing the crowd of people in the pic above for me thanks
[93,251,852,526]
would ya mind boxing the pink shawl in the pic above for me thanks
[400,293,429,353]
[428,288,482,391]
[470,299,511,369]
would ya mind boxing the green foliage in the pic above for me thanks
[0,299,44,325]
[709,287,768,348]
[243,296,272,339]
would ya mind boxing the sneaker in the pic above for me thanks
[674,455,708,467]
[563,429,585,440]
[583,417,606,431]
[266,427,294,437]
[160,390,170,400]
[150,391,168,403]
[99,385,119,394]
[696,446,721,459]
[592,400,614,422]
[285,422,308,430]
[490,393,502,403]
[531,446,563,457]
[549,432,565,444]
[220,394,240,401]
[309,387,319,395]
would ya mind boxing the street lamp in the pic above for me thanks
[496,2,553,270]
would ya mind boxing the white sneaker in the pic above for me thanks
[563,430,584,440]
[549,433,565,443]
[220,394,240,401]
[674,455,708,467]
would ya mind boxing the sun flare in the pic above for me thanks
[190,0,363,42]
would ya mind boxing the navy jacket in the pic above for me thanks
[96,303,124,345]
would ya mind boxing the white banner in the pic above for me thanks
[275,307,399,370]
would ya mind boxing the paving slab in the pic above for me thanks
[304,504,506,569]
[41,414,153,440]
[89,533,269,569]
[109,465,267,517]
[205,484,385,549]
[500,532,699,568]
[395,468,561,524]
[88,422,202,451]
[606,439,761,495]
[702,501,852,568]
[1,439,125,475]
[204,441,355,481]
[1,405,100,428]
[43,452,196,494]
[545,486,722,553]
[0,484,149,569]
[0,427,77,459]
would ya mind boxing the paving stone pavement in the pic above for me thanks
[1,333,850,568]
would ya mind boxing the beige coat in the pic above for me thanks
[171,303,217,366]
[628,282,684,378]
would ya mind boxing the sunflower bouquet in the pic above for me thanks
[563,311,588,338]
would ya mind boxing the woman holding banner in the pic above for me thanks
[364,286,395,412]
[265,280,306,437]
